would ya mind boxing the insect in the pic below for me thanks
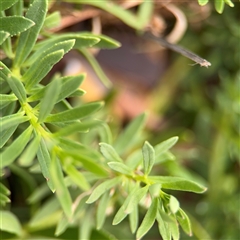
[144,32,211,68]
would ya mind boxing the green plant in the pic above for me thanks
[3,0,237,239]
[198,0,235,13]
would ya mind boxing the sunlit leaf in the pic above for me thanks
[154,137,178,157]
[55,215,69,236]
[198,0,209,6]
[99,143,123,163]
[176,208,192,236]
[28,198,61,230]
[0,16,35,36]
[215,0,225,13]
[114,113,147,155]
[142,141,155,176]
[45,102,103,123]
[157,212,171,240]
[24,39,75,66]
[0,211,22,235]
[0,31,10,45]
[44,11,61,29]
[79,48,112,88]
[125,185,149,214]
[38,78,62,123]
[108,162,133,175]
[18,134,41,166]
[63,163,90,191]
[129,204,139,234]
[0,126,33,168]
[36,138,54,191]
[149,176,207,193]
[0,0,19,11]
[86,177,121,204]
[23,50,64,90]
[14,0,48,67]
[50,155,72,219]
[96,191,111,229]
[136,197,159,239]
[53,120,100,137]
[7,76,27,104]
[169,195,180,214]
[0,94,17,109]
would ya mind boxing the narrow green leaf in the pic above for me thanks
[50,155,72,219]
[0,126,17,148]
[138,1,153,27]
[18,134,41,166]
[157,212,171,240]
[86,177,121,204]
[23,50,65,90]
[44,11,61,29]
[96,191,111,229]
[13,0,48,67]
[154,137,178,157]
[57,74,85,101]
[149,176,207,193]
[27,183,50,204]
[149,183,161,198]
[215,0,225,13]
[112,200,129,225]
[108,162,133,175]
[36,138,54,191]
[0,183,10,196]
[125,185,149,214]
[10,0,23,16]
[224,0,234,7]
[27,74,84,102]
[0,112,28,132]
[28,198,60,230]
[98,122,113,144]
[68,151,108,176]
[142,141,155,176]
[0,61,11,82]
[55,215,69,236]
[99,143,123,163]
[7,76,27,104]
[79,209,93,240]
[79,32,121,49]
[0,193,11,206]
[0,31,10,45]
[38,78,62,123]
[198,0,209,6]
[129,205,139,234]
[24,39,75,66]
[0,0,19,11]
[45,101,104,123]
[176,208,192,236]
[0,16,35,36]
[53,121,99,137]
[34,33,100,52]
[169,195,180,214]
[0,211,22,236]
[79,48,112,88]
[113,113,147,155]
[113,187,142,225]
[136,197,159,240]
[0,94,17,109]
[169,219,180,240]
[0,126,33,168]
[63,164,90,191]
[69,0,139,29]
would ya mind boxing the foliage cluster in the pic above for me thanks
[0,0,239,240]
